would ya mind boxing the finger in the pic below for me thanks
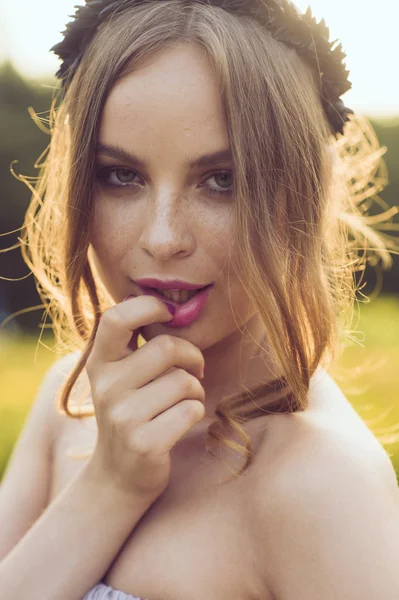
[108,367,205,421]
[119,334,205,387]
[93,296,173,364]
[144,399,206,452]
[92,336,205,405]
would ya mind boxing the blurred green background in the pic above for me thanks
[0,62,399,483]
[1,297,399,482]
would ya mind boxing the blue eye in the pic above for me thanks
[95,167,233,197]
[96,167,138,187]
[203,170,233,197]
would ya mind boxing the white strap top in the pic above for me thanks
[82,582,148,600]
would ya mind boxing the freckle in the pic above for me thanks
[184,128,192,136]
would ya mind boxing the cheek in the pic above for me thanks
[199,209,235,270]
[90,198,138,260]
[89,201,135,301]
[215,230,256,315]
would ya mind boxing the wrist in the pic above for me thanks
[81,458,154,515]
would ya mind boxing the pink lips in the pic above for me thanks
[134,278,209,291]
[141,285,213,328]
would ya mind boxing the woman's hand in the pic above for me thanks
[85,295,206,505]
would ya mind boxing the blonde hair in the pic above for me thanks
[8,0,399,478]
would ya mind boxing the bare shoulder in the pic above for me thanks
[254,405,399,507]
[310,368,399,493]
[255,367,398,494]
[250,370,399,599]
[39,351,83,442]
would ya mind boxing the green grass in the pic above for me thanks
[1,296,399,482]
[0,333,57,481]
[329,296,399,475]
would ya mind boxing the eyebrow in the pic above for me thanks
[96,143,232,170]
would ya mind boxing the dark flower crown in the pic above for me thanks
[50,0,354,137]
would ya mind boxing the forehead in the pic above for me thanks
[99,43,229,149]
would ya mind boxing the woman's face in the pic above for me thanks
[90,42,258,351]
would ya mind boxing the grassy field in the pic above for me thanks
[1,295,399,482]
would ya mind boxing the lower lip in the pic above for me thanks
[141,285,213,328]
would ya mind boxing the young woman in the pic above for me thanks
[1,0,399,598]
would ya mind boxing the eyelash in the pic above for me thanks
[95,167,233,197]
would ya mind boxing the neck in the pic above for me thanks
[199,313,283,422]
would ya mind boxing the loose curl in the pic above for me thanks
[8,0,399,480]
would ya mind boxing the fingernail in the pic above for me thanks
[164,301,176,316]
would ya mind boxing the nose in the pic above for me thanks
[138,192,195,261]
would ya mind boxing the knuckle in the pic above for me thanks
[179,370,205,401]
[196,381,206,403]
[176,369,199,396]
[109,402,141,438]
[109,407,136,442]
[101,307,124,329]
[190,346,205,372]
[157,335,178,357]
[128,426,151,456]
[92,379,112,408]
[181,399,205,420]
[109,406,128,431]
[194,400,206,419]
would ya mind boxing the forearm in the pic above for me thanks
[0,461,152,600]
